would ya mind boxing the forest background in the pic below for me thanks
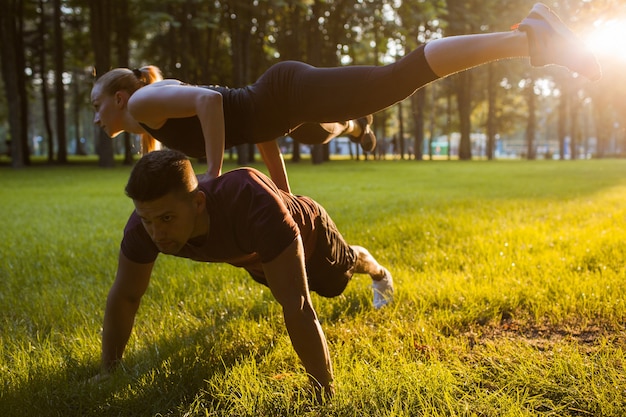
[1,0,626,169]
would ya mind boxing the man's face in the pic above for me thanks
[133,191,205,255]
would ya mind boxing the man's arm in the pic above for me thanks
[101,251,154,373]
[262,237,334,399]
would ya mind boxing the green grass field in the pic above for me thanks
[1,158,625,416]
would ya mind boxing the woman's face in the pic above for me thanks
[91,84,126,138]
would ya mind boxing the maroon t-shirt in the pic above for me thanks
[120,168,320,278]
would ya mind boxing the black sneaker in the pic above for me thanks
[516,3,601,81]
[349,115,377,152]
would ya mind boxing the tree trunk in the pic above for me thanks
[292,142,301,163]
[558,84,568,160]
[446,87,452,160]
[412,87,425,162]
[38,0,54,160]
[0,0,28,168]
[570,100,580,160]
[113,0,134,165]
[428,84,436,160]
[308,1,325,166]
[594,114,608,158]
[53,0,67,163]
[227,0,255,166]
[89,0,114,167]
[456,72,472,160]
[486,64,496,160]
[525,79,536,160]
[16,0,29,166]
[71,69,86,155]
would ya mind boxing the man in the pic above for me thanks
[97,149,393,399]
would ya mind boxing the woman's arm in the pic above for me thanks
[256,141,291,193]
[128,83,225,179]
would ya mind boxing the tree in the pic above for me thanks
[53,0,68,164]
[445,0,476,161]
[557,81,569,160]
[1,0,622,167]
[64,1,93,157]
[397,0,446,160]
[486,63,497,160]
[112,0,133,165]
[308,0,327,166]
[37,0,54,161]
[411,87,425,161]
[88,0,114,167]
[224,0,259,165]
[524,78,537,160]
[0,0,29,168]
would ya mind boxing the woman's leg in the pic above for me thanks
[250,3,599,145]
[424,31,527,77]
[289,122,351,145]
[280,5,598,124]
[424,3,600,81]
[290,117,376,152]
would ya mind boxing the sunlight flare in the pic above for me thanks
[585,17,626,62]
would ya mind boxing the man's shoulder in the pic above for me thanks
[225,167,267,181]
[202,167,274,193]
[124,210,143,232]
[121,211,159,264]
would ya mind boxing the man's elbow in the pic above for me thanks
[106,287,143,309]
[281,296,316,321]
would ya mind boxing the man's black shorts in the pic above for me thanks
[248,205,356,298]
[305,208,356,297]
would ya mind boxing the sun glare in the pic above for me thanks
[585,18,626,62]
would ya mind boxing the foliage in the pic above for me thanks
[1,158,626,416]
[2,0,626,162]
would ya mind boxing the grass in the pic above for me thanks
[1,158,626,416]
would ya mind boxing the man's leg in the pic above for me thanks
[351,245,394,309]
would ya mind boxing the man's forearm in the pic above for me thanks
[282,302,334,395]
[101,293,140,371]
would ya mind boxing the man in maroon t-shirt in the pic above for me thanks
[95,149,393,400]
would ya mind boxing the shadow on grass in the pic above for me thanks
[0,327,257,415]
[0,288,362,417]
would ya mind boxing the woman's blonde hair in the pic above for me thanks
[95,65,164,154]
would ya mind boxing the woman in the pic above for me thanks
[91,3,600,193]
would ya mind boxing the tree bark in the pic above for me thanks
[89,0,114,167]
[486,64,496,160]
[113,0,133,164]
[0,0,28,168]
[456,72,472,160]
[412,88,425,162]
[525,79,536,160]
[38,0,54,161]
[557,83,568,160]
[53,0,68,163]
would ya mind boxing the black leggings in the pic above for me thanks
[246,44,439,141]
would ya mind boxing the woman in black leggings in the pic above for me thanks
[91,3,600,193]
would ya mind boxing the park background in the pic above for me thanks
[2,0,626,416]
[2,0,626,166]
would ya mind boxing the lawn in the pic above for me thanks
[1,158,625,416]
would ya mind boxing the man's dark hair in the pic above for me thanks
[125,149,198,201]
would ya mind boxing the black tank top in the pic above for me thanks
[139,85,262,156]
